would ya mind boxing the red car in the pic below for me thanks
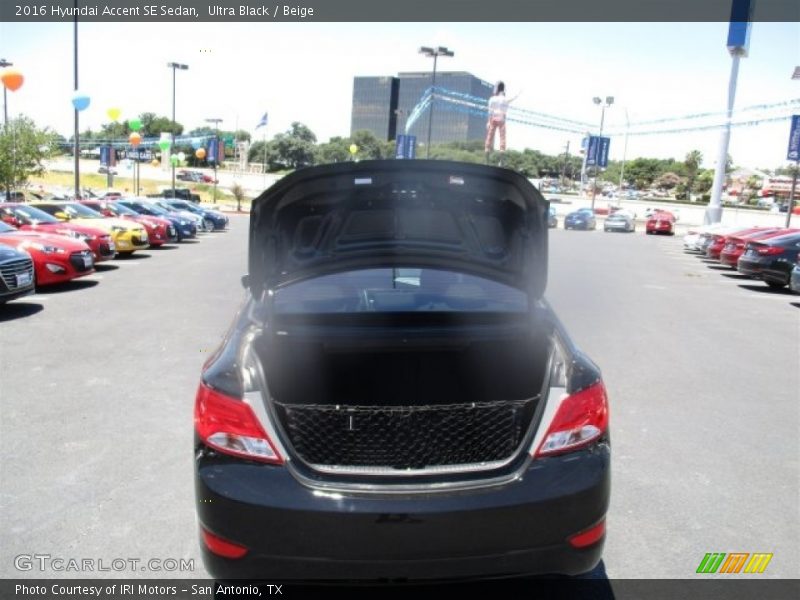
[719,228,797,267]
[645,211,676,235]
[80,200,177,247]
[0,221,95,286]
[0,203,116,262]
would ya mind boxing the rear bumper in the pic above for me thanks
[195,444,610,581]
[737,257,764,277]
[719,251,740,267]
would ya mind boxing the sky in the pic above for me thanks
[1,20,799,170]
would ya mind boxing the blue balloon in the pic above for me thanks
[71,92,91,112]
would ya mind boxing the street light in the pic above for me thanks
[618,107,630,206]
[590,96,614,210]
[419,46,454,159]
[205,118,223,204]
[1,58,14,201]
[167,62,189,197]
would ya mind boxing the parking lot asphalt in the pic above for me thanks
[1,220,797,580]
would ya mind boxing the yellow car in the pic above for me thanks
[31,202,149,255]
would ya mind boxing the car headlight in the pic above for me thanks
[69,231,95,241]
[24,242,66,254]
[180,220,188,225]
[110,225,128,233]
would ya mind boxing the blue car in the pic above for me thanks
[564,208,597,230]
[160,200,229,232]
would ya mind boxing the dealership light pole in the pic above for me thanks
[419,46,454,159]
[706,0,753,225]
[1,58,13,202]
[205,118,223,203]
[590,96,613,210]
[618,108,629,207]
[167,62,188,197]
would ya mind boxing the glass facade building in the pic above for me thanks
[350,76,400,142]
[350,72,494,145]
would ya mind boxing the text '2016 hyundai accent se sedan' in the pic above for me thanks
[194,161,610,582]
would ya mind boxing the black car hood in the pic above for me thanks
[249,160,549,298]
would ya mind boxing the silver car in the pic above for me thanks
[603,211,635,233]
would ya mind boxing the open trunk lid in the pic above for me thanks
[249,160,549,298]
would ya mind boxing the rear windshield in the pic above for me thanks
[274,268,528,314]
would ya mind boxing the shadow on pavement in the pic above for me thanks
[35,279,99,294]
[149,244,178,250]
[116,252,150,260]
[94,263,119,272]
[0,302,44,321]
[737,284,795,295]
[721,273,752,280]
[791,302,800,309]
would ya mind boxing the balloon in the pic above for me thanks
[158,139,171,151]
[177,152,186,161]
[129,132,142,147]
[151,159,160,167]
[349,144,358,154]
[1,69,24,92]
[170,154,179,165]
[128,118,142,132]
[107,107,121,121]
[195,148,206,159]
[71,91,91,111]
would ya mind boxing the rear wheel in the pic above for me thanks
[766,279,787,289]
[203,217,215,231]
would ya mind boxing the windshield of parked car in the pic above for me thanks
[274,268,528,314]
[61,203,105,219]
[104,203,139,217]
[0,221,17,233]
[6,205,60,225]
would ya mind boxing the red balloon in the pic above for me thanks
[1,69,24,92]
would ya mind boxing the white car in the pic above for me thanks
[683,223,728,251]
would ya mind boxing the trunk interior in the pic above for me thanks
[254,314,553,471]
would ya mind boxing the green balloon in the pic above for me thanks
[170,155,179,165]
[158,140,170,151]
[128,118,142,132]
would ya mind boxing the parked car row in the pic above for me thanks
[559,207,676,235]
[0,198,228,303]
[684,223,800,292]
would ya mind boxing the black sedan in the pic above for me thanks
[737,232,800,288]
[0,243,35,303]
[194,160,610,582]
[564,208,597,230]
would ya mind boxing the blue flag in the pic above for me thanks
[256,112,268,129]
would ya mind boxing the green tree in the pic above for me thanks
[684,150,702,200]
[289,122,317,144]
[350,130,387,160]
[139,112,183,137]
[0,116,58,192]
[317,136,351,163]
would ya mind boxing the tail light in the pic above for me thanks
[568,519,606,549]
[200,527,248,559]
[756,246,783,256]
[534,381,609,457]
[194,383,282,464]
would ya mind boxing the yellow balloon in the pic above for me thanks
[349,144,358,154]
[151,159,160,167]
[107,107,121,121]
